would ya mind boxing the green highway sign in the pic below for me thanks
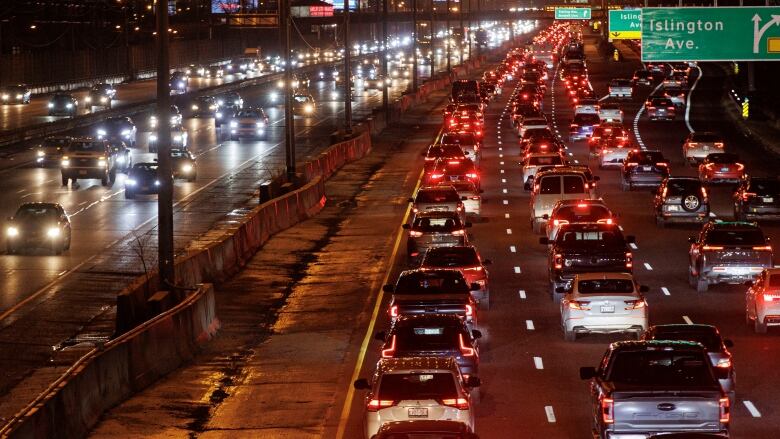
[641,6,780,61]
[555,7,592,20]
[608,9,641,40]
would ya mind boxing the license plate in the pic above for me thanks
[703,145,709,150]
[408,407,428,418]
[721,167,729,172]
[667,205,681,212]
[642,166,652,171]
[600,305,615,313]
[763,197,774,203]
[79,170,87,175]
[450,176,460,181]
[140,186,149,191]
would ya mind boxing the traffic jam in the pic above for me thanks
[349,21,780,439]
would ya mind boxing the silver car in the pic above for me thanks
[746,268,780,334]
[683,132,725,165]
[228,108,269,140]
[404,211,471,263]
[446,181,482,219]
[409,186,465,221]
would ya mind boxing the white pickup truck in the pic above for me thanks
[608,79,633,100]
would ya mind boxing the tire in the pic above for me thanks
[65,232,71,250]
[754,315,768,334]
[682,194,701,212]
[54,243,62,255]
[61,175,68,186]
[696,276,709,293]
[564,328,577,342]
[101,174,109,187]
[109,169,117,184]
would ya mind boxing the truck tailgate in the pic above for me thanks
[612,390,724,432]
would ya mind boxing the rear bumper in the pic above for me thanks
[700,265,767,284]
[605,431,728,439]
[626,172,665,186]
[564,315,647,333]
[739,205,780,219]
[659,209,709,223]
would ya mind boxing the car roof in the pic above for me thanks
[377,356,460,374]
[610,339,706,352]
[414,210,461,219]
[706,220,760,230]
[648,324,719,336]
[575,272,634,281]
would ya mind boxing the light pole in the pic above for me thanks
[412,0,418,92]
[155,0,175,291]
[383,0,389,113]
[282,0,296,180]
[429,1,434,80]
[344,0,353,134]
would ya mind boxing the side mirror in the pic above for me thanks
[470,283,481,291]
[714,367,730,380]
[466,376,481,388]
[639,285,650,293]
[461,196,468,201]
[539,237,549,245]
[382,284,395,293]
[579,366,597,380]
[542,214,549,220]
[724,339,734,348]
[625,235,636,244]
[353,378,371,390]
[688,236,696,244]
[402,224,411,230]
[483,259,492,265]
[374,331,386,341]
[471,329,483,339]
[465,222,473,228]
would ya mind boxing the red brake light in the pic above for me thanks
[655,162,668,167]
[753,245,772,251]
[459,333,475,357]
[381,335,396,358]
[409,230,423,237]
[451,229,466,236]
[440,397,469,410]
[553,219,568,227]
[742,192,756,201]
[763,293,780,302]
[597,218,614,225]
[430,173,444,180]
[567,300,590,310]
[389,305,399,317]
[554,253,563,270]
[624,299,646,310]
[716,357,732,369]
[367,399,396,411]
[626,252,633,269]
[736,163,745,171]
[715,142,724,148]
[465,304,474,317]
[448,160,461,165]
[702,245,724,251]
[668,106,676,111]
[719,397,730,423]
[601,397,614,424]
[466,172,478,179]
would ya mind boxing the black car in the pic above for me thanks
[125,163,161,199]
[621,149,670,190]
[171,148,197,181]
[48,93,78,117]
[107,140,132,173]
[539,223,635,302]
[85,83,115,109]
[188,96,217,118]
[734,177,780,221]
[169,72,188,94]
[375,314,482,377]
[36,136,71,166]
[215,91,243,109]
[5,203,71,254]
[0,84,31,104]
[215,103,239,127]
[95,116,137,147]
[385,269,479,326]
[653,177,710,227]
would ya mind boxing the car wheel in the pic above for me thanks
[54,244,62,255]
[681,194,701,212]
[61,175,69,186]
[109,169,117,184]
[564,328,576,342]
[101,175,109,187]
[696,276,708,293]
[754,315,768,334]
[65,231,71,250]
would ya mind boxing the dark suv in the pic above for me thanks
[539,223,635,302]
[734,177,780,221]
[621,149,669,190]
[653,177,709,227]
[385,269,480,326]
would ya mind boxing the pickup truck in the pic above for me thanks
[385,269,479,326]
[608,79,633,100]
[580,340,730,439]
[540,222,634,301]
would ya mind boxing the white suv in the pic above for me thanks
[353,357,479,438]
[530,170,590,234]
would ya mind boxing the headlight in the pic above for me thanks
[100,97,107,103]
[125,179,137,186]
[37,150,45,157]
[257,121,265,128]
[216,112,223,118]
[121,129,131,136]
[154,180,161,186]
[85,96,92,103]
[97,129,107,136]
[66,103,73,109]
[61,157,70,167]
[178,81,185,88]
[47,228,60,238]
[234,100,241,106]
[173,134,182,142]
[304,104,313,113]
[331,91,339,99]
[217,99,224,106]
[6,227,18,237]
[270,92,278,102]
[277,80,284,88]
[1,94,9,100]
[47,103,54,108]
[98,159,106,167]
[191,105,199,110]
[117,156,125,164]
[149,134,158,142]
[15,94,22,99]
[181,164,193,173]
[230,121,238,128]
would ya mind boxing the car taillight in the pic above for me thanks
[702,245,724,251]
[687,142,698,148]
[459,333,475,357]
[626,252,633,269]
[716,357,732,369]
[570,124,578,128]
[554,253,563,270]
[742,192,756,201]
[430,173,444,180]
[601,397,614,424]
[625,162,638,167]
[719,397,730,423]
[763,293,780,302]
[597,218,613,225]
[667,106,676,111]
[451,229,466,236]
[753,245,772,251]
[367,399,396,411]
[715,142,724,148]
[424,156,436,161]
[568,300,590,310]
[381,335,396,358]
[440,397,469,410]
[701,187,708,200]
[464,304,474,317]
[466,172,478,179]
[736,163,745,171]
[409,230,423,237]
[553,219,569,227]
[624,299,646,310]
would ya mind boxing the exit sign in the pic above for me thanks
[555,7,592,20]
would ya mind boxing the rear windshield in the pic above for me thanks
[378,373,457,400]
[413,217,462,231]
[540,176,561,194]
[705,229,765,246]
[417,190,460,203]
[574,114,600,125]
[707,154,739,164]
[441,133,476,144]
[691,133,721,142]
[68,142,105,153]
[607,351,715,387]
[563,176,585,194]
[632,151,665,163]
[423,248,480,267]
[395,272,469,295]
[557,229,625,249]
[578,279,634,294]
[235,111,260,118]
[666,180,701,195]
[649,330,721,351]
[650,98,673,106]
[611,80,631,87]
[748,179,780,195]
[529,156,563,166]
[556,204,610,222]
[395,325,460,351]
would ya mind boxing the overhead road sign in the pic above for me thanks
[555,7,592,20]
[609,9,641,40]
[641,6,780,62]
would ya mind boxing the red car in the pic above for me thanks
[419,245,492,309]
[698,152,745,184]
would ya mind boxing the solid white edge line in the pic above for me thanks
[526,320,535,330]
[633,81,665,150]
[685,65,704,133]
[661,287,671,296]
[533,356,544,369]
[743,400,762,418]
[683,315,693,324]
[545,406,557,423]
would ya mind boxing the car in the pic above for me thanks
[540,223,635,301]
[188,96,218,118]
[646,62,668,76]
[569,113,601,141]
[60,137,117,186]
[124,162,162,199]
[375,314,482,377]
[440,132,481,162]
[733,177,780,221]
[148,126,188,153]
[560,272,648,341]
[544,199,614,241]
[588,123,627,155]
[409,186,465,221]
[185,64,207,77]
[746,268,780,333]
[671,62,692,75]
[149,105,182,129]
[96,116,138,147]
[642,324,736,400]
[206,65,225,78]
[662,85,687,107]
[645,96,676,121]
[653,177,710,227]
[698,153,745,184]
[522,153,566,190]
[374,420,479,438]
[670,71,690,88]
[293,94,316,115]
[47,93,78,117]
[571,86,596,105]
[621,149,670,190]
[403,211,472,263]
[684,132,725,165]
[523,139,566,158]
[84,83,115,109]
[632,69,653,86]
[170,148,197,181]
[530,169,591,234]
[107,140,132,173]
[215,91,243,109]
[385,269,479,325]
[169,72,188,94]
[422,144,467,173]
[227,108,269,140]
[580,341,730,439]
[0,84,31,104]
[517,116,549,137]
[36,136,71,166]
[5,203,71,255]
[420,246,491,309]
[597,102,623,123]
[353,357,479,439]
[688,221,773,292]
[597,137,633,169]
[445,181,482,219]
[428,158,480,190]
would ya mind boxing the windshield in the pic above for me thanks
[395,271,469,295]
[705,229,765,246]
[556,228,626,249]
[68,141,105,153]
[607,350,715,387]
[236,111,260,118]
[556,204,610,222]
[578,279,634,294]
[378,373,457,400]
[15,205,57,219]
[423,248,480,267]
[416,190,459,203]
[529,156,563,166]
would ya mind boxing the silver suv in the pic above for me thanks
[404,211,471,263]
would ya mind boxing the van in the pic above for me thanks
[529,170,590,234]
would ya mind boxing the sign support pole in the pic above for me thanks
[156,0,175,293]
[283,0,296,180]
[344,0,353,134]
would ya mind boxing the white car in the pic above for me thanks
[518,117,549,137]
[608,79,633,100]
[149,105,182,129]
[522,153,565,190]
[353,357,479,439]
[746,267,780,333]
[574,98,599,116]
[530,170,590,234]
[598,103,623,123]
[683,131,725,165]
[560,272,649,341]
[598,140,632,169]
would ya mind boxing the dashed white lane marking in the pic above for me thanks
[514,266,521,274]
[743,401,762,418]
[598,93,610,102]
[500,169,505,174]
[498,147,503,151]
[545,406,557,423]
[499,154,504,158]
[629,243,638,250]
[526,320,535,330]
[510,245,516,253]
[533,356,544,369]
[506,228,512,235]
[503,199,509,205]
[500,161,505,165]
[574,159,579,164]
[502,188,508,194]
[709,212,717,218]
[633,81,664,150]
[519,289,527,299]
[501,178,507,183]
[685,65,704,133]
[683,315,693,324]
[498,140,502,144]
[661,287,671,296]
[505,213,510,219]
[644,262,653,271]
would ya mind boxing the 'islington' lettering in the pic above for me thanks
[648,18,724,34]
